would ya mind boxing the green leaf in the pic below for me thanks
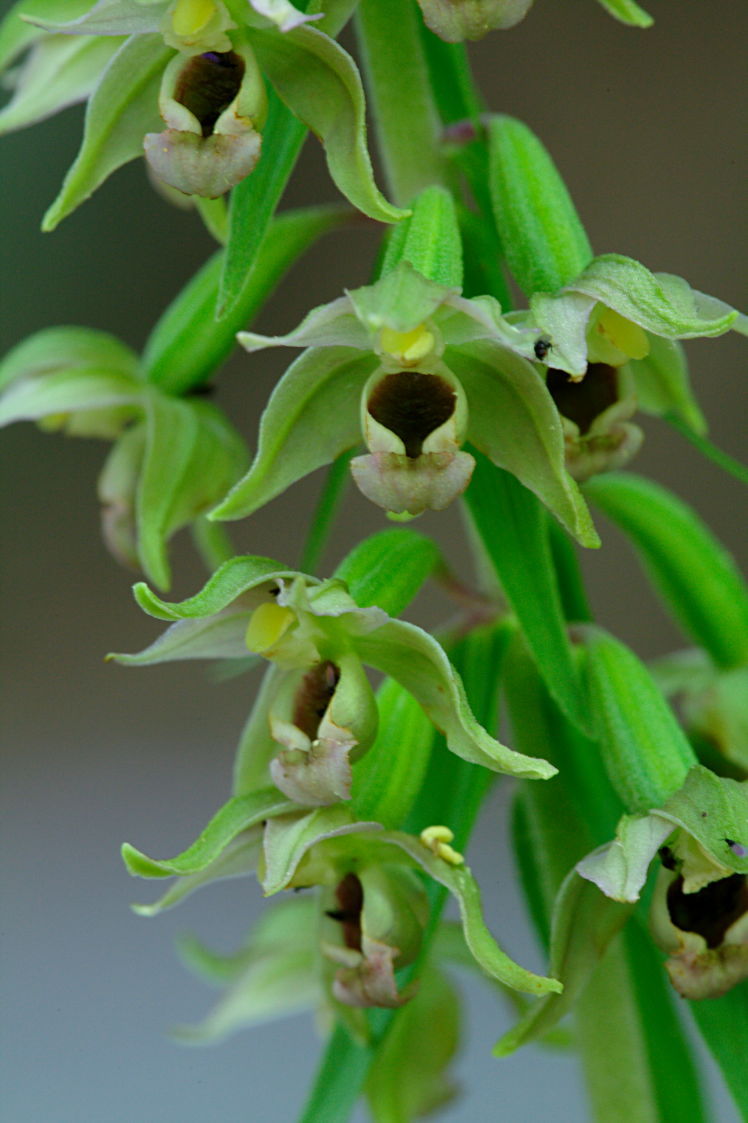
[0,367,141,426]
[356,617,557,779]
[463,453,590,731]
[217,89,307,319]
[251,23,405,223]
[584,472,748,669]
[494,870,632,1054]
[143,204,349,393]
[136,395,248,588]
[488,114,593,297]
[595,0,653,28]
[333,529,441,617]
[690,982,748,1122]
[42,33,170,230]
[210,348,376,522]
[122,787,296,878]
[449,341,598,546]
[581,626,696,812]
[0,326,138,389]
[379,185,463,289]
[629,334,705,433]
[0,34,122,135]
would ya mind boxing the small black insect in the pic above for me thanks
[534,337,552,361]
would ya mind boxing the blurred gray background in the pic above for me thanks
[1,1,746,1120]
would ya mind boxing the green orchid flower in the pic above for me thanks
[113,553,557,806]
[209,261,597,546]
[0,0,401,227]
[576,766,748,999]
[0,324,247,588]
[490,114,748,479]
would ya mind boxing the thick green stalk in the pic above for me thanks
[354,0,447,205]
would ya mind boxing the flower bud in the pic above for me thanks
[417,0,535,42]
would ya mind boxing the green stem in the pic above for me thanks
[298,450,354,575]
[354,0,447,204]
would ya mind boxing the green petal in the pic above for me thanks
[238,295,368,352]
[355,618,557,779]
[136,394,248,588]
[29,0,165,35]
[584,473,748,669]
[210,348,376,522]
[42,33,171,230]
[122,787,296,878]
[0,367,141,426]
[0,325,138,389]
[332,528,442,618]
[0,35,123,135]
[251,24,406,223]
[347,261,454,336]
[262,806,381,894]
[575,813,672,902]
[494,869,631,1053]
[450,340,598,546]
[654,765,748,877]
[629,334,706,433]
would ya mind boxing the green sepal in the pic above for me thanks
[532,254,745,377]
[584,473,748,670]
[262,809,562,995]
[595,0,653,27]
[121,787,297,878]
[0,325,138,390]
[0,0,91,71]
[142,204,349,394]
[42,33,170,231]
[628,334,706,434]
[488,114,593,297]
[0,367,141,428]
[332,528,441,617]
[379,185,463,289]
[493,869,632,1055]
[25,0,164,36]
[174,896,320,1042]
[136,393,248,589]
[355,617,556,779]
[251,23,405,223]
[0,34,122,135]
[365,965,460,1121]
[449,345,598,547]
[130,555,296,621]
[464,454,591,732]
[209,348,377,522]
[581,625,696,812]
[350,676,435,829]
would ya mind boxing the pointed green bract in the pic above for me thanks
[596,0,653,27]
[143,205,349,393]
[464,454,591,732]
[379,185,463,289]
[584,473,748,670]
[332,529,442,617]
[42,33,170,230]
[488,114,593,297]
